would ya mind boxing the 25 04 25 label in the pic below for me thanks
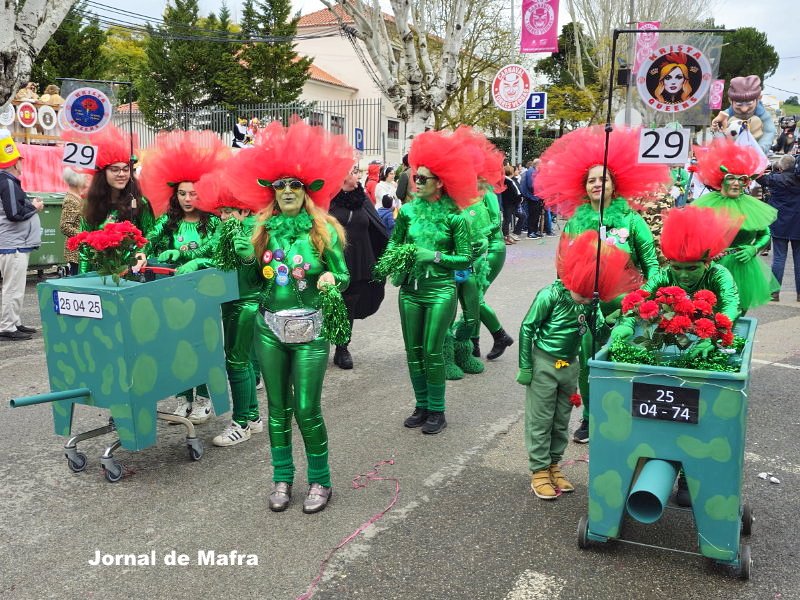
[53,291,103,319]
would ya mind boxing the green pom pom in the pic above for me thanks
[373,243,417,282]
[213,217,245,271]
[318,285,351,346]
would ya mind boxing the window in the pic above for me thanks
[387,119,400,149]
[330,114,345,135]
[309,111,324,127]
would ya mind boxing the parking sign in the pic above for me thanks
[525,93,547,120]
[354,127,364,151]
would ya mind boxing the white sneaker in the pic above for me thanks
[188,396,212,424]
[212,421,251,447]
[255,378,264,391]
[248,417,264,434]
[173,399,192,419]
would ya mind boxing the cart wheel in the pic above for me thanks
[67,452,87,473]
[188,441,204,461]
[103,461,123,483]
[577,515,590,550]
[737,544,752,580]
[741,504,754,536]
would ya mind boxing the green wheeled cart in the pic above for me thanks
[579,317,757,579]
[10,268,238,482]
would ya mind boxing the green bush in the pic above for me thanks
[488,136,556,163]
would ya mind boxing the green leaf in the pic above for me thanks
[257,179,272,188]
[308,179,325,192]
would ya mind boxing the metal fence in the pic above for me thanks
[113,99,384,152]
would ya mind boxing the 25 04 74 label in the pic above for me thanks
[631,381,699,424]
[53,291,103,319]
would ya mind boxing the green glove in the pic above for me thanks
[610,324,635,343]
[416,247,435,263]
[687,338,715,358]
[735,246,757,263]
[604,309,621,326]
[158,249,180,263]
[176,259,201,274]
[472,239,488,256]
[516,368,532,385]
[233,236,255,259]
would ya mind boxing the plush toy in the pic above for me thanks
[711,75,776,155]
[771,115,797,155]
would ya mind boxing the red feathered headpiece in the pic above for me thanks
[62,123,138,173]
[409,130,481,208]
[452,126,506,193]
[535,126,671,218]
[660,206,743,262]
[556,230,644,302]
[193,164,248,216]
[693,138,766,190]
[138,130,230,217]
[226,117,355,213]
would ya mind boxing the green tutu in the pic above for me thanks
[693,191,777,230]
[717,254,778,312]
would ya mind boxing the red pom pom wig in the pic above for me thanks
[226,117,355,213]
[138,130,231,217]
[660,206,743,262]
[693,138,766,190]
[62,123,138,173]
[409,130,481,208]
[193,165,247,216]
[452,126,505,193]
[557,230,644,302]
[535,125,671,218]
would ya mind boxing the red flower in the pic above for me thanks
[661,286,688,298]
[693,289,717,306]
[570,394,582,408]
[657,318,671,330]
[693,299,713,315]
[720,330,734,346]
[693,318,717,339]
[622,291,644,313]
[714,313,732,329]
[673,298,696,315]
[638,300,660,320]
[665,315,692,334]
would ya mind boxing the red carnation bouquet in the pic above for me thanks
[621,286,735,352]
[67,221,148,286]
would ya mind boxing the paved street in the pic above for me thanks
[2,236,799,600]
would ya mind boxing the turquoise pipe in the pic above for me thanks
[10,388,92,408]
[626,459,679,523]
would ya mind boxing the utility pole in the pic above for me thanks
[624,0,635,125]
[510,0,516,164]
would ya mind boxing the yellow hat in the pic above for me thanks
[0,129,21,168]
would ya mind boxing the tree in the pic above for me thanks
[102,26,147,92]
[0,0,78,105]
[786,96,800,107]
[30,1,108,87]
[715,26,779,88]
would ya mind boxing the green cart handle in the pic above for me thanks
[10,388,92,408]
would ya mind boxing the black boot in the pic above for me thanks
[421,411,447,434]
[471,337,481,357]
[333,345,353,370]
[676,474,692,507]
[404,407,428,428]
[487,328,513,360]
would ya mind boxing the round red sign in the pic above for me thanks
[492,64,532,111]
[17,102,38,128]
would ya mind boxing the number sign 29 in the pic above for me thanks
[62,142,98,170]
[638,128,690,164]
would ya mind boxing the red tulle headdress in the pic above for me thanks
[193,163,247,216]
[138,130,231,217]
[535,125,671,218]
[557,231,644,302]
[62,123,138,173]
[693,138,766,190]
[660,206,743,262]
[409,130,481,208]
[226,117,355,213]
[452,126,505,193]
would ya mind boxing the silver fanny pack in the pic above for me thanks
[263,308,322,344]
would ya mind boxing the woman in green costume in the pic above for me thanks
[228,118,353,514]
[139,130,231,424]
[536,125,670,444]
[375,129,478,435]
[691,137,778,312]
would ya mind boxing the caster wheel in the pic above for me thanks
[741,504,754,536]
[66,452,88,473]
[103,461,123,483]
[737,544,752,580]
[188,440,204,461]
[577,515,590,550]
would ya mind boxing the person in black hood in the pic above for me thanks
[328,165,390,368]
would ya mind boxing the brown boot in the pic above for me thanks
[531,469,558,500]
[549,463,574,493]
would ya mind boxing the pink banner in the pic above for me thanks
[18,144,69,193]
[632,22,660,73]
[520,0,559,54]
[709,79,726,109]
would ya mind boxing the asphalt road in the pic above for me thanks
[1,237,798,600]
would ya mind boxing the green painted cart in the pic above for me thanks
[579,317,757,579]
[10,268,238,482]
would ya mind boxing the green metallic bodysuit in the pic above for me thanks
[478,189,507,334]
[78,198,155,273]
[387,197,471,412]
[456,194,492,339]
[145,215,221,266]
[250,211,349,487]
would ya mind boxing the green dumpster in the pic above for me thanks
[28,192,67,275]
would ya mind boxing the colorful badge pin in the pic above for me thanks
[292,266,305,280]
[262,250,273,263]
[274,249,285,261]
[276,274,290,286]
[293,254,304,265]
[262,265,274,279]
[303,262,311,271]
[276,264,289,276]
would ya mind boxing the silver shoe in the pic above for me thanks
[302,483,332,514]
[268,482,292,512]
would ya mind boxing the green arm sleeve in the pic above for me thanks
[483,191,502,235]
[136,198,156,239]
[751,227,771,252]
[384,205,410,253]
[322,224,350,291]
[78,217,94,273]
[437,213,472,270]
[181,217,220,261]
[518,286,556,369]
[144,214,168,258]
[630,214,660,280]
[708,265,742,322]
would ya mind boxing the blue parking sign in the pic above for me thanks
[354,127,364,151]
[525,93,547,120]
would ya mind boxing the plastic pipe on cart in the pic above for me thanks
[626,459,679,523]
[10,388,92,408]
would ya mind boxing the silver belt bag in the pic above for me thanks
[262,308,322,344]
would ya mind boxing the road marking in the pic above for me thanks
[751,358,800,371]
[745,451,800,476]
[504,570,566,600]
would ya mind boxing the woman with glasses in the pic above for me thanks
[227,118,352,514]
[67,124,155,273]
[139,130,231,424]
[379,130,478,435]
[692,137,777,312]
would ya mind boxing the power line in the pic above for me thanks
[765,84,800,96]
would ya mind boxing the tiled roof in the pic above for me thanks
[298,5,394,28]
[116,102,139,113]
[307,63,357,90]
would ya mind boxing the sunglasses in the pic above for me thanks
[177,190,198,198]
[414,175,438,185]
[107,165,131,174]
[723,174,751,184]
[273,179,304,190]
